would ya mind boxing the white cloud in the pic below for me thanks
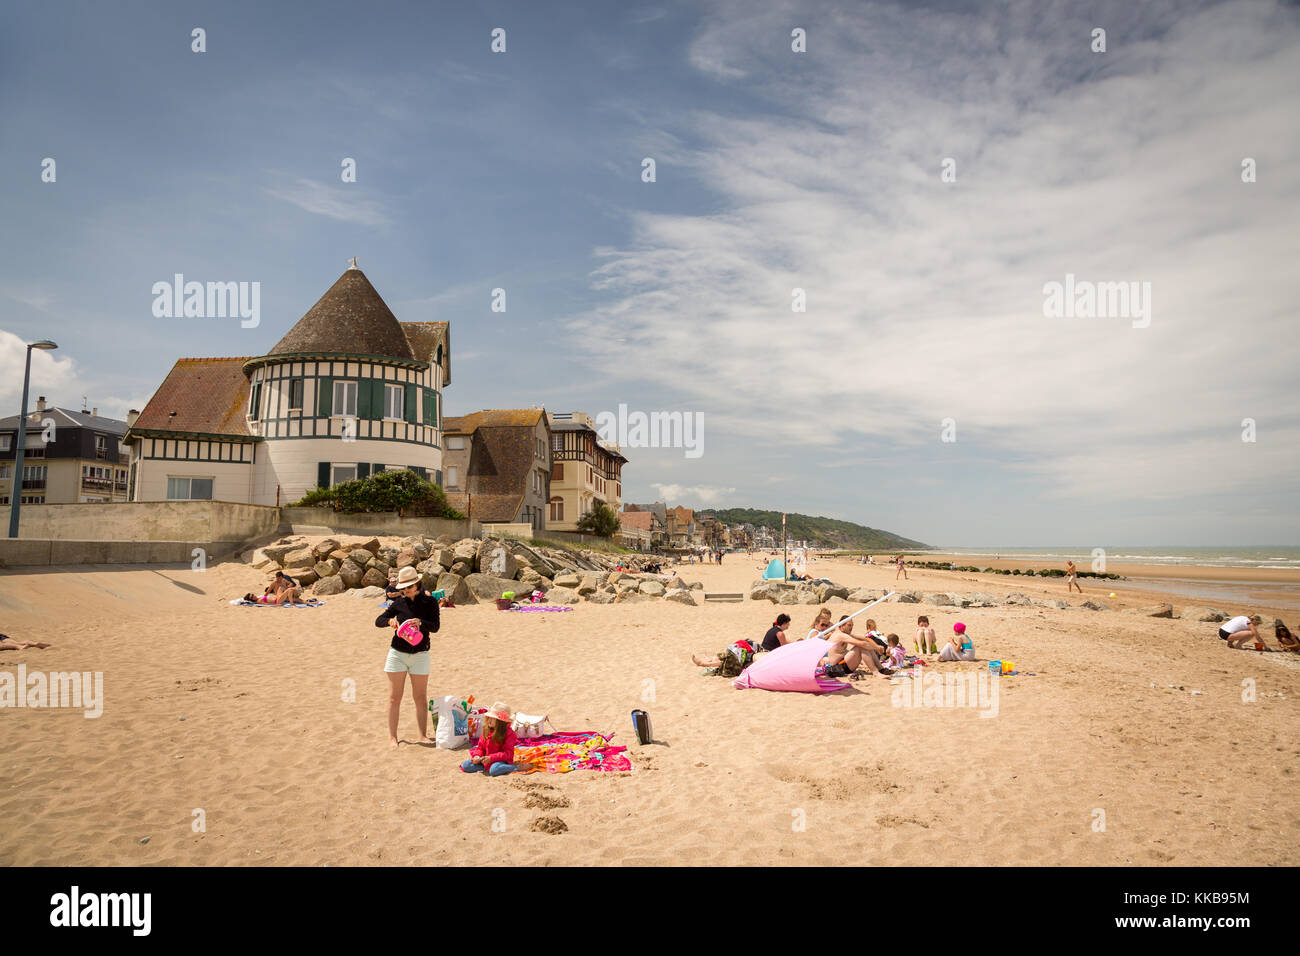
[651,482,736,505]
[572,0,1300,513]
[264,178,390,227]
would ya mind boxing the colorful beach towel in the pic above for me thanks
[511,732,631,774]
[505,605,574,613]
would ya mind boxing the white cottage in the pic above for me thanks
[125,262,449,505]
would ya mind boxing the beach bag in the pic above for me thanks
[434,696,470,749]
[465,706,490,742]
[512,712,553,739]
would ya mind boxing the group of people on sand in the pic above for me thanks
[1218,614,1300,652]
[692,608,978,679]
[241,570,319,606]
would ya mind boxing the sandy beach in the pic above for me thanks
[1,551,1297,866]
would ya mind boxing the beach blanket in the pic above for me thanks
[229,599,326,608]
[505,605,574,613]
[511,732,631,774]
[732,638,851,694]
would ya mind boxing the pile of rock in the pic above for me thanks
[746,581,1219,618]
[245,535,704,605]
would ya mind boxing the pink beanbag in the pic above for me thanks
[732,638,851,694]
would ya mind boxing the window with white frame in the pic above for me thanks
[330,464,357,485]
[0,435,10,451]
[166,476,213,500]
[447,436,465,450]
[446,465,459,488]
[384,383,404,420]
[333,381,358,417]
[289,378,304,410]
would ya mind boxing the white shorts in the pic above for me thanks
[384,648,431,675]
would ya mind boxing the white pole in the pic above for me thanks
[811,592,896,640]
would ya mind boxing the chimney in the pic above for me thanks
[92,407,97,417]
[36,396,46,412]
[126,409,140,428]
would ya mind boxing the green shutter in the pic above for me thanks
[318,378,333,417]
[434,390,440,428]
[422,389,434,424]
[357,379,372,419]
[357,462,371,479]
[404,384,417,424]
[374,380,386,420]
[317,462,330,489]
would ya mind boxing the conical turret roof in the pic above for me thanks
[267,264,415,361]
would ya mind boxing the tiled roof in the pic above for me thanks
[0,407,126,434]
[619,510,656,531]
[268,267,415,361]
[626,501,667,524]
[444,408,545,433]
[128,357,256,438]
[401,321,450,383]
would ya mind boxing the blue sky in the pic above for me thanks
[2,0,1298,546]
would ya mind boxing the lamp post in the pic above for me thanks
[8,340,58,538]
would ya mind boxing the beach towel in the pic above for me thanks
[229,599,326,608]
[761,558,787,581]
[505,605,574,612]
[511,732,632,774]
[732,638,851,694]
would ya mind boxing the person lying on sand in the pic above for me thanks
[692,641,756,677]
[0,634,52,651]
[243,589,318,606]
[821,616,893,679]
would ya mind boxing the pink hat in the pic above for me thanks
[953,622,966,634]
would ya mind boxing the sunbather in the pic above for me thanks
[0,634,52,651]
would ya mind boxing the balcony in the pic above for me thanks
[82,476,113,491]
[21,479,46,490]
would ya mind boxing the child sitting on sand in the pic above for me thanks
[821,617,893,679]
[461,702,519,776]
[915,615,938,655]
[938,622,976,661]
[886,634,906,669]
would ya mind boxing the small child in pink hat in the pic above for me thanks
[938,622,976,661]
[461,701,519,776]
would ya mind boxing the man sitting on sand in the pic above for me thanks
[821,616,893,679]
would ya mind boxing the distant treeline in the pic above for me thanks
[707,508,928,551]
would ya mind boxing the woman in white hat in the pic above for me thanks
[461,701,519,776]
[375,565,440,747]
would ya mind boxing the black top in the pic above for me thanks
[761,625,784,652]
[375,590,439,653]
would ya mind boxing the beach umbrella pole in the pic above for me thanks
[811,592,896,640]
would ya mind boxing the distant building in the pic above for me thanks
[544,411,626,531]
[0,400,129,505]
[442,409,551,532]
[124,262,449,504]
[617,508,664,551]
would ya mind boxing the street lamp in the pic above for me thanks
[8,340,58,538]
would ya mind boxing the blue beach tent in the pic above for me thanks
[762,558,787,580]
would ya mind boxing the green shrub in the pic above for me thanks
[288,469,461,518]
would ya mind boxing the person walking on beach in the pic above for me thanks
[1065,560,1082,594]
[895,554,908,580]
[375,566,440,748]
